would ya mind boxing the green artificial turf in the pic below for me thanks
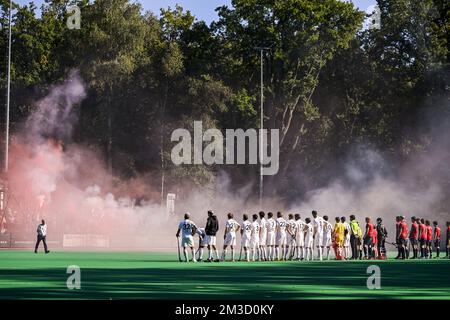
[0,250,449,299]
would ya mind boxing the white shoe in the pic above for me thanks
[192,259,197,263]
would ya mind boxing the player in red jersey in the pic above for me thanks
[398,216,408,259]
[418,218,427,258]
[446,222,450,259]
[363,217,374,259]
[433,221,441,258]
[425,220,433,259]
[371,227,378,259]
[409,216,419,259]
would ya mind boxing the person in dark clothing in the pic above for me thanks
[376,218,387,259]
[395,216,401,259]
[205,210,219,261]
[446,221,450,259]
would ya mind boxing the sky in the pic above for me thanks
[15,0,377,23]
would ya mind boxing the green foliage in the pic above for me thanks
[0,0,447,200]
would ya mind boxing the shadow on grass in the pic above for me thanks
[1,261,450,299]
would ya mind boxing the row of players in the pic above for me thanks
[176,210,449,262]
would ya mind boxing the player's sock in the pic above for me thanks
[319,247,323,260]
[326,247,330,260]
[275,247,279,260]
[436,247,440,257]
[231,249,235,261]
[222,249,227,261]
[199,248,204,260]
[183,248,188,262]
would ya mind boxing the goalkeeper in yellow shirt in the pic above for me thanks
[333,217,345,259]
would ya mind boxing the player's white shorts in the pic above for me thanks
[181,235,194,247]
[296,233,305,247]
[241,236,251,248]
[287,234,296,246]
[259,231,267,246]
[205,235,216,246]
[251,238,259,249]
[315,233,324,247]
[344,235,350,247]
[276,232,287,246]
[267,232,276,246]
[305,237,313,248]
[324,236,332,247]
[224,233,236,246]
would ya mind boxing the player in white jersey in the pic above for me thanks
[341,216,351,259]
[304,217,314,261]
[312,210,325,261]
[221,213,240,261]
[195,227,208,261]
[295,214,306,260]
[258,211,268,261]
[250,214,260,261]
[176,213,198,262]
[240,214,252,261]
[275,212,287,260]
[286,214,297,260]
[323,215,333,260]
[266,212,276,260]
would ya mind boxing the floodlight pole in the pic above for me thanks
[255,47,269,209]
[4,0,12,174]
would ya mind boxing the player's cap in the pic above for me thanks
[207,210,214,215]
[184,213,190,219]
[377,217,382,222]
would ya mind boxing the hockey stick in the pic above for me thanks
[176,236,182,262]
[386,241,398,248]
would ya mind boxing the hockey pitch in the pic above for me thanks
[0,250,449,300]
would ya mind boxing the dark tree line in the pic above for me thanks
[0,0,448,204]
